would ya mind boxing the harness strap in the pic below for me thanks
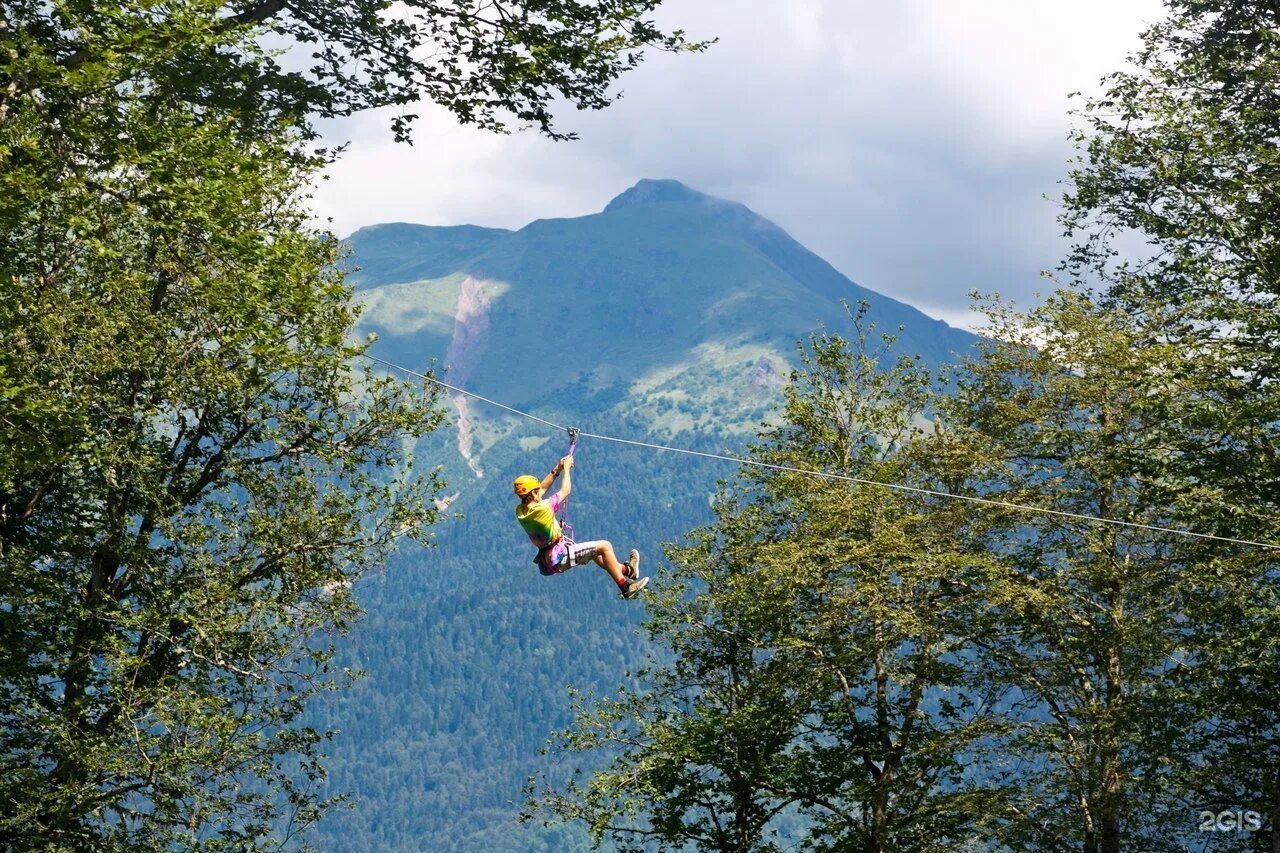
[559,427,580,546]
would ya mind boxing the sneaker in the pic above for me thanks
[626,549,641,581]
[620,576,649,599]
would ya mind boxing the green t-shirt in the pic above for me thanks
[515,493,562,550]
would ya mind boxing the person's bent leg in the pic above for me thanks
[588,541,628,586]
[569,540,629,590]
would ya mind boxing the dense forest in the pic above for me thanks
[304,430,732,850]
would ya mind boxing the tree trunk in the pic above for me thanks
[1098,641,1123,853]
[869,794,886,853]
[870,631,889,853]
[1270,762,1280,853]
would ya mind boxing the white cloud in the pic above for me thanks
[310,0,1166,321]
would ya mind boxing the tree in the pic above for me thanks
[1061,0,1280,539]
[1,0,709,143]
[944,293,1274,852]
[1061,1,1280,845]
[528,310,1014,851]
[0,91,448,845]
[530,291,1279,852]
[1063,1,1279,371]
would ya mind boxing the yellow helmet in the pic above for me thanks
[513,475,541,496]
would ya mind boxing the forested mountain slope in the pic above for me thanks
[305,181,978,849]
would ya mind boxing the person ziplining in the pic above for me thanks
[513,430,649,599]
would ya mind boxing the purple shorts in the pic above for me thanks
[537,540,605,575]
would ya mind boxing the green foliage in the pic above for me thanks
[0,2,452,846]
[528,291,1280,851]
[944,294,1268,849]
[0,0,711,845]
[0,88,446,845]
[1063,2,1279,358]
[527,307,1014,852]
[0,0,710,144]
[1062,2,1280,845]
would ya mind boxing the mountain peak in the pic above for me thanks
[603,179,718,212]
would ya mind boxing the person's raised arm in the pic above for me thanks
[555,455,573,502]
[539,463,558,493]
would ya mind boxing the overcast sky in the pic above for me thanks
[310,0,1166,330]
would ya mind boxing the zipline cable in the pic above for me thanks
[364,354,1280,551]
[365,355,567,432]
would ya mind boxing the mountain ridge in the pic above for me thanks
[347,179,977,414]
[348,180,938,329]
